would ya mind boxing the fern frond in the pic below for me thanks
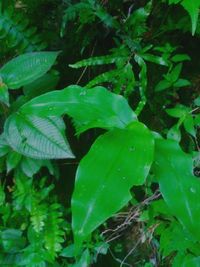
[44,204,65,258]
[0,5,46,55]
[30,203,47,233]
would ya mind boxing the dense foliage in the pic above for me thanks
[0,0,200,266]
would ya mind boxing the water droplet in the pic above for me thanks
[129,146,135,152]
[122,177,126,180]
[80,91,86,96]
[117,168,121,172]
[190,187,196,193]
[48,107,54,111]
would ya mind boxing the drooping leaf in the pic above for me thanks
[181,0,200,35]
[169,0,200,35]
[154,138,200,241]
[20,157,54,177]
[72,121,154,246]
[20,86,137,134]
[4,114,74,159]
[0,52,59,89]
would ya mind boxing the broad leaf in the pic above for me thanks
[169,0,200,35]
[4,114,74,159]
[181,0,200,35]
[72,121,154,246]
[0,52,59,89]
[20,86,137,133]
[154,138,200,240]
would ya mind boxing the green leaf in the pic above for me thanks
[141,53,168,66]
[181,0,200,35]
[69,55,126,68]
[0,134,10,157]
[0,52,59,89]
[20,157,54,177]
[72,121,154,246]
[182,256,200,267]
[171,54,191,62]
[6,151,22,173]
[183,114,196,137]
[155,79,172,92]
[0,83,9,106]
[23,72,59,99]
[173,79,191,87]
[4,114,74,159]
[168,0,200,35]
[168,63,183,83]
[1,229,26,253]
[154,138,200,241]
[20,86,137,134]
[167,124,181,142]
[166,104,189,118]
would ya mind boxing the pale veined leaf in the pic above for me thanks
[4,114,74,159]
[0,51,59,89]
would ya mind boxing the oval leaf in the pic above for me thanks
[72,121,154,245]
[20,86,137,134]
[4,114,74,159]
[154,138,200,241]
[0,52,59,89]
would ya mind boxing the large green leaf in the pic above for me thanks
[169,0,200,35]
[154,138,200,240]
[0,52,59,89]
[181,0,200,35]
[4,114,74,159]
[72,121,154,246]
[20,86,137,133]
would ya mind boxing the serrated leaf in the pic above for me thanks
[154,138,200,241]
[72,121,154,246]
[20,86,137,134]
[4,114,74,159]
[0,52,59,89]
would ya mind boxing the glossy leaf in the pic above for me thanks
[4,114,74,159]
[154,138,200,240]
[169,0,200,35]
[0,52,59,89]
[20,86,137,133]
[72,121,154,246]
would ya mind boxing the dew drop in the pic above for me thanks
[190,187,196,193]
[117,168,121,172]
[129,146,135,152]
[80,91,86,96]
[122,177,126,180]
